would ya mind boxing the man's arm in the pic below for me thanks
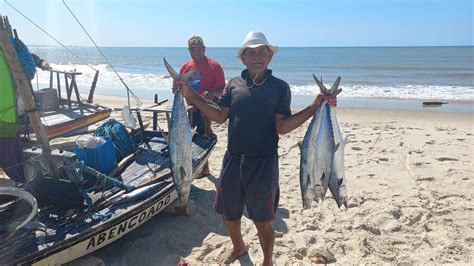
[202,87,224,101]
[174,80,230,124]
[275,94,336,134]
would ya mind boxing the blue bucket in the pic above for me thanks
[74,136,117,177]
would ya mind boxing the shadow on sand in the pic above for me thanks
[90,173,289,265]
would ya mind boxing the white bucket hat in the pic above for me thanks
[236,31,279,58]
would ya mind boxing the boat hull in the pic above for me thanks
[0,132,216,265]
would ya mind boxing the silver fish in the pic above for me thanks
[328,105,348,208]
[300,99,328,208]
[164,57,194,204]
[299,75,348,209]
[113,181,167,206]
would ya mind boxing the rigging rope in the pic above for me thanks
[4,0,97,72]
[62,0,142,110]
[93,119,136,162]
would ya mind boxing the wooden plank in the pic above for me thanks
[153,94,158,130]
[2,16,13,38]
[56,72,61,99]
[70,75,83,115]
[47,69,82,75]
[65,73,71,108]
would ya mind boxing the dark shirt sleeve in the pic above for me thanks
[217,79,232,108]
[276,83,292,116]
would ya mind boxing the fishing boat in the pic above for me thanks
[0,14,217,264]
[0,130,216,265]
[3,15,112,139]
[18,68,112,139]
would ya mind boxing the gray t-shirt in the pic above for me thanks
[218,70,291,155]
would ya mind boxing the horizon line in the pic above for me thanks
[27,45,474,49]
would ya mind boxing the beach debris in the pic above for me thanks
[164,58,194,204]
[0,187,38,233]
[436,157,459,162]
[178,257,189,266]
[422,101,448,107]
[299,75,348,209]
[307,245,336,263]
[121,105,137,128]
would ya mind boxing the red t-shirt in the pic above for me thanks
[179,56,225,94]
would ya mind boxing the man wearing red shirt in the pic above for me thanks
[180,35,225,177]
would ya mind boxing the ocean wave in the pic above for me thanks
[290,84,474,101]
[32,63,474,101]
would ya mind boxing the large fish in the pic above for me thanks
[163,57,194,204]
[299,75,348,209]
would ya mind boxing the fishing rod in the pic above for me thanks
[4,0,97,72]
[62,0,142,110]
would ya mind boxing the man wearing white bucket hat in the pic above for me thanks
[173,31,336,265]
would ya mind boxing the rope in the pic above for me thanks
[65,161,94,207]
[5,0,97,72]
[93,119,136,162]
[62,0,142,110]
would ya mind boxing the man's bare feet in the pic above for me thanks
[217,248,248,264]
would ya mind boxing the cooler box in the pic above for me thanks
[73,136,117,177]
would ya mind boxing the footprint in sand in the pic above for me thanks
[436,157,459,162]
[405,212,424,226]
[351,146,362,151]
[417,176,435,182]
[356,224,382,235]
[425,140,435,145]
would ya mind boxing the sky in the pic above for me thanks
[0,0,472,47]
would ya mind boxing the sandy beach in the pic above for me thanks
[57,96,473,265]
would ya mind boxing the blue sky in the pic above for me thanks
[0,0,472,47]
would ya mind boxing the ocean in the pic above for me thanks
[28,46,474,112]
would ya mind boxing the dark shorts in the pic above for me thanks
[0,137,25,183]
[213,150,280,222]
[192,111,205,136]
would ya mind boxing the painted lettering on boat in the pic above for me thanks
[86,193,172,250]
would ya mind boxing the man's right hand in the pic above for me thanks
[173,80,191,96]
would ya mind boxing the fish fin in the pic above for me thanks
[313,74,328,94]
[320,172,326,183]
[163,57,180,80]
[332,88,343,97]
[338,177,344,186]
[329,76,341,94]
[297,141,302,151]
[334,143,340,153]
[180,166,187,181]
